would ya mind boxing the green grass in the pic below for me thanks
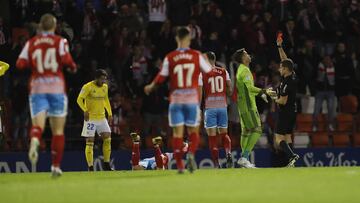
[1,167,360,203]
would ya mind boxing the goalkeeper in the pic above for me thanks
[233,48,276,168]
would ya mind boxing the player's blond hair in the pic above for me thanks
[40,13,57,31]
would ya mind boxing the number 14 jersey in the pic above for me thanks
[16,33,77,94]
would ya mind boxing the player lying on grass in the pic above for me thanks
[130,133,188,170]
[199,51,233,168]
[0,61,9,76]
[233,48,277,168]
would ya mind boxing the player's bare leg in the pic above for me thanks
[49,116,66,177]
[29,111,47,167]
[172,125,185,173]
[275,134,299,167]
[206,127,219,168]
[186,126,199,173]
[218,128,233,168]
[85,137,95,171]
[100,132,113,171]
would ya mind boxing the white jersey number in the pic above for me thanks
[208,76,224,93]
[32,48,58,73]
[174,63,195,87]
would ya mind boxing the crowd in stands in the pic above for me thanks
[0,0,360,151]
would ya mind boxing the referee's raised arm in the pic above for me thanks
[276,31,288,61]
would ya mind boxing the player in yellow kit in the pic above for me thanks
[0,61,9,76]
[77,69,113,171]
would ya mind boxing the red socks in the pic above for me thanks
[208,136,219,167]
[154,146,164,169]
[220,133,231,154]
[132,142,140,166]
[189,132,199,154]
[51,135,65,167]
[173,137,184,170]
[30,126,42,140]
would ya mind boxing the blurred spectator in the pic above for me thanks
[110,92,126,137]
[147,0,167,45]
[124,45,149,97]
[351,52,360,111]
[167,0,192,26]
[333,42,353,97]
[188,18,202,50]
[10,78,29,151]
[312,55,336,132]
[295,39,319,95]
[141,58,168,138]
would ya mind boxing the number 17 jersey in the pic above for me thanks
[157,48,211,104]
[16,33,77,94]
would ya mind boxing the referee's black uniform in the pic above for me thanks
[276,72,297,135]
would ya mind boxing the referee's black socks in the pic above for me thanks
[279,140,295,159]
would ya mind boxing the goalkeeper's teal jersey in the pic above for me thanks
[236,64,261,112]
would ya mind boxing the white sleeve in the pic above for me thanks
[18,41,30,59]
[59,38,69,56]
[199,54,212,73]
[198,73,203,86]
[159,57,169,76]
[225,70,230,81]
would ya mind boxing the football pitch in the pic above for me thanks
[1,167,359,203]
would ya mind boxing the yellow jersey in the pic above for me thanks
[0,61,9,76]
[77,81,112,120]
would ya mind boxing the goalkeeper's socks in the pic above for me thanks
[154,146,164,169]
[220,133,231,154]
[240,135,249,153]
[208,136,219,167]
[189,132,199,154]
[173,137,184,170]
[51,135,65,167]
[242,150,250,160]
[279,140,295,159]
[131,142,140,166]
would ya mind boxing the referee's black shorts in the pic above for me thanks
[275,111,297,135]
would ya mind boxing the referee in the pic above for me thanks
[274,32,299,167]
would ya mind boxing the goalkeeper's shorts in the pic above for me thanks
[239,109,261,130]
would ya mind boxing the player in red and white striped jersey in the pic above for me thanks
[144,27,211,173]
[199,52,233,168]
[16,13,76,177]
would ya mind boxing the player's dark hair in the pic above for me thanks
[205,51,216,62]
[176,27,190,40]
[280,59,294,71]
[95,69,108,79]
[40,13,57,31]
[232,48,246,64]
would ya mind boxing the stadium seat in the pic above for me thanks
[311,132,330,147]
[353,133,360,147]
[123,136,133,150]
[296,113,313,132]
[293,132,310,148]
[339,95,358,114]
[332,133,350,147]
[145,136,154,149]
[336,113,353,132]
